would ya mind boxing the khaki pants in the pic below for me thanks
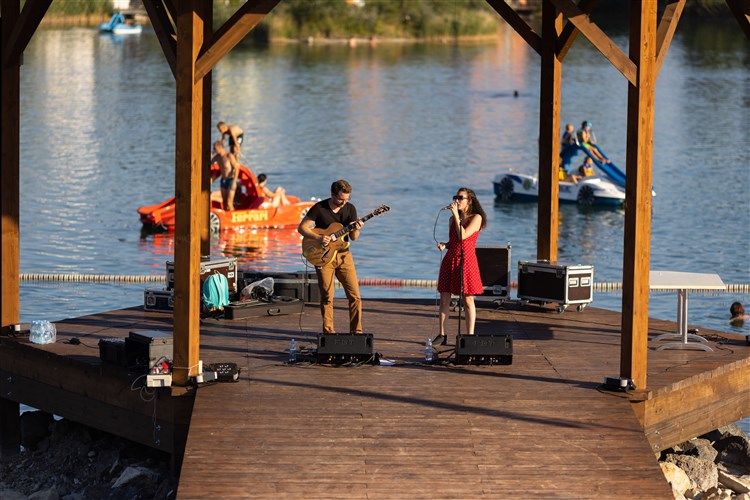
[316,251,362,334]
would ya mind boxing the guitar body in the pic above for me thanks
[301,204,390,267]
[302,224,351,267]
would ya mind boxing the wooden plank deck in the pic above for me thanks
[2,298,748,498]
[175,298,749,499]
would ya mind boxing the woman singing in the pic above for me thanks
[434,187,487,345]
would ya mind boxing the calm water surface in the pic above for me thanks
[16,18,750,431]
[19,22,748,330]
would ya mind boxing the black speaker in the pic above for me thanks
[475,245,511,299]
[316,333,375,365]
[454,333,512,365]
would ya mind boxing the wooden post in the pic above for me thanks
[537,0,562,261]
[200,1,213,257]
[620,0,657,390]
[173,0,205,386]
[1,0,21,336]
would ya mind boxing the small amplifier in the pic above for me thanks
[454,333,513,365]
[125,330,173,371]
[316,333,375,365]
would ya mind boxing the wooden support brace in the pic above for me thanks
[549,0,637,85]
[485,0,542,55]
[143,0,177,79]
[726,0,750,41]
[195,0,281,83]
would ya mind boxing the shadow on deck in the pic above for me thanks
[1,298,748,498]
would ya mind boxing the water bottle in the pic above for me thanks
[425,337,434,363]
[30,320,56,345]
[289,338,297,363]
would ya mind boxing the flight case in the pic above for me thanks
[166,256,238,296]
[240,270,320,303]
[517,260,593,313]
[223,296,304,320]
[143,288,174,312]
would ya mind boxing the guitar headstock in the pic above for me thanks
[372,204,390,217]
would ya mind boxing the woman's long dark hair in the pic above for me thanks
[457,187,486,229]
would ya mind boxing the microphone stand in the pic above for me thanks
[457,212,465,339]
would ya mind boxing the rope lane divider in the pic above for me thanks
[18,274,750,294]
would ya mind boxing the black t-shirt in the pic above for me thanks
[306,199,358,247]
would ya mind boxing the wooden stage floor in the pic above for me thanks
[175,298,748,499]
[3,298,748,498]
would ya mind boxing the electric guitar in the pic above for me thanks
[302,204,390,267]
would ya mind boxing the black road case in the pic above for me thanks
[143,288,174,312]
[241,271,320,303]
[517,260,593,313]
[166,256,238,295]
[223,296,304,320]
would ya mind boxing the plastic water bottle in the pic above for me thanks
[425,337,434,363]
[289,338,297,363]
[30,320,56,345]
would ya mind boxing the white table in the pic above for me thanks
[649,270,726,351]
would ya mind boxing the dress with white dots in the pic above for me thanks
[437,222,483,295]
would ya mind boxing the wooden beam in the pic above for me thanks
[556,0,597,61]
[195,0,281,83]
[549,0,637,85]
[485,0,542,56]
[1,0,22,337]
[143,0,177,79]
[726,0,750,41]
[1,0,51,69]
[173,0,205,386]
[200,0,213,256]
[536,0,562,261]
[620,0,657,391]
[633,359,750,452]
[655,0,685,77]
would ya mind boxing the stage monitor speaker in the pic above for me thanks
[316,333,375,365]
[476,245,511,299]
[454,333,512,365]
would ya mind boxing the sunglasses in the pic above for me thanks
[453,196,467,201]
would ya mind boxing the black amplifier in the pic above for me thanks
[476,245,511,299]
[454,333,512,365]
[124,330,173,371]
[98,338,126,366]
[316,333,374,365]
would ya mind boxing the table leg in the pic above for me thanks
[653,289,712,351]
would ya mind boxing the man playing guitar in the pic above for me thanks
[297,180,364,334]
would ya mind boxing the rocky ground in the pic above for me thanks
[1,412,749,499]
[0,413,177,500]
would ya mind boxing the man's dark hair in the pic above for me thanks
[331,179,352,196]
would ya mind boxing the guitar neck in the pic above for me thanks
[333,212,376,239]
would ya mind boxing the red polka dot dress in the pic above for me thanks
[437,221,484,295]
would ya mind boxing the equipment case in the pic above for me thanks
[476,245,512,302]
[241,271,320,303]
[143,288,174,312]
[223,296,304,320]
[166,256,238,295]
[517,260,593,312]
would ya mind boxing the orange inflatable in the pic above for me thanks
[138,163,316,232]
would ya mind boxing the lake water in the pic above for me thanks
[16,20,749,428]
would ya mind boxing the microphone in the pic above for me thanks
[443,204,453,210]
